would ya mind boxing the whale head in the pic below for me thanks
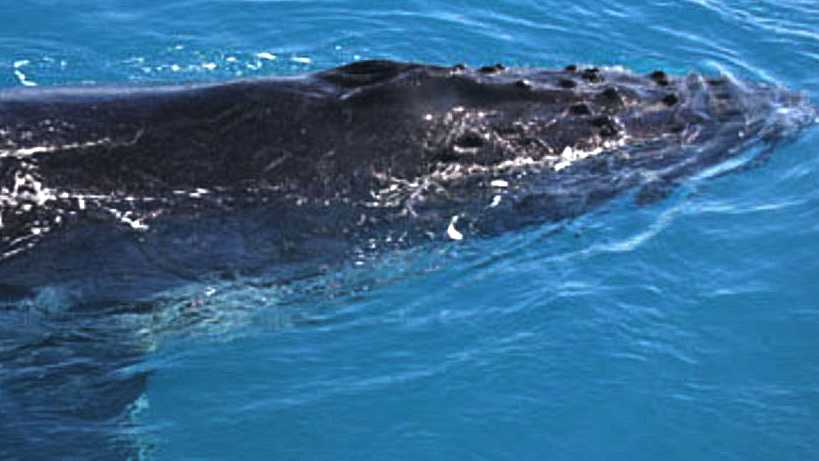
[316,61,814,231]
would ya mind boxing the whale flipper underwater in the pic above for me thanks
[0,60,816,457]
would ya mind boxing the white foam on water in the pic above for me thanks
[256,52,276,61]
[13,69,37,87]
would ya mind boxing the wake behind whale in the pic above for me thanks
[0,60,815,458]
[0,59,814,301]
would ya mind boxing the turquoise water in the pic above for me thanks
[2,0,819,460]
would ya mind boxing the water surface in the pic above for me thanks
[1,0,818,459]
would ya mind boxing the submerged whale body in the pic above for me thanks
[0,60,815,458]
[0,59,815,295]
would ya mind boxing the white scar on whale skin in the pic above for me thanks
[12,59,37,87]
[0,171,57,214]
[0,139,113,159]
[105,208,150,231]
[13,70,38,87]
[0,129,144,159]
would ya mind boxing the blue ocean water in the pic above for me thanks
[1,0,819,460]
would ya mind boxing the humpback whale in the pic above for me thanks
[0,60,814,297]
[0,60,815,458]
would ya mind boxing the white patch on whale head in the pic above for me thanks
[447,215,464,241]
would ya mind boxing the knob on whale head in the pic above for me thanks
[352,60,812,172]
[315,60,815,227]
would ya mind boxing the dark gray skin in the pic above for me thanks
[0,60,815,459]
